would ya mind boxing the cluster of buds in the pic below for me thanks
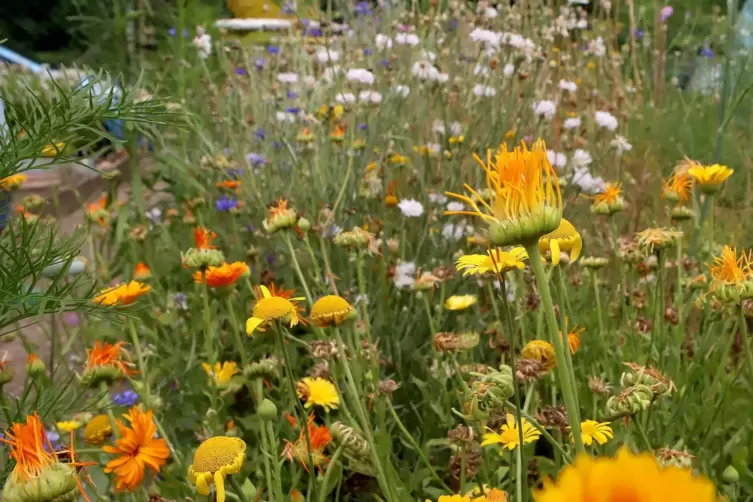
[620,362,676,397]
[580,256,609,269]
[711,279,753,305]
[434,332,480,352]
[181,247,225,269]
[604,384,654,419]
[463,365,514,421]
[604,362,675,419]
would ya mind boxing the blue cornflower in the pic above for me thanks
[113,389,139,406]
[255,128,266,140]
[216,195,238,212]
[287,90,297,99]
[267,45,280,55]
[174,292,188,310]
[168,27,177,37]
[255,58,266,70]
[306,27,323,37]
[286,107,300,114]
[236,67,248,76]
[247,152,266,166]
[700,46,715,58]
[357,123,368,130]
[355,1,373,15]
[283,2,296,14]
[363,47,373,56]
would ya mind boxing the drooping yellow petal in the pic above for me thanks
[550,239,561,266]
[246,317,264,335]
[260,285,272,298]
[214,471,226,502]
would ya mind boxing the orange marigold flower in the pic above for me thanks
[93,281,151,306]
[282,414,332,472]
[216,180,242,190]
[80,341,137,387]
[103,407,170,492]
[133,262,152,281]
[193,262,249,288]
[662,171,693,203]
[195,227,218,249]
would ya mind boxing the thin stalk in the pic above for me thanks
[201,279,216,364]
[525,243,585,453]
[422,294,438,336]
[225,296,249,366]
[319,445,345,502]
[229,476,250,502]
[265,421,285,501]
[253,380,277,502]
[592,272,605,336]
[739,306,753,386]
[283,231,313,304]
[127,319,149,407]
[504,400,572,464]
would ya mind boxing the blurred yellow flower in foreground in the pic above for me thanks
[56,420,82,433]
[93,281,152,306]
[455,247,528,276]
[445,295,478,311]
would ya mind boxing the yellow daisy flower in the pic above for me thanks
[539,219,582,266]
[0,173,27,191]
[572,420,613,446]
[455,247,528,276]
[687,163,733,193]
[296,377,340,412]
[466,487,507,502]
[246,285,305,336]
[188,436,246,502]
[56,420,82,433]
[83,414,113,444]
[444,295,478,311]
[521,340,556,370]
[481,413,541,451]
[309,295,356,327]
[534,447,719,502]
[202,361,238,387]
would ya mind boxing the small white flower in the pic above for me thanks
[346,68,375,85]
[395,33,420,46]
[315,48,339,63]
[359,90,383,104]
[450,121,463,136]
[432,120,446,135]
[473,84,497,97]
[277,72,299,84]
[595,110,618,131]
[469,28,500,47]
[395,261,417,277]
[589,36,606,56]
[412,61,439,80]
[563,117,582,129]
[446,201,465,212]
[442,224,465,241]
[547,151,568,168]
[571,149,593,168]
[375,34,393,50]
[559,79,577,92]
[503,63,515,77]
[321,65,342,83]
[393,274,416,289]
[532,100,557,119]
[192,31,212,59]
[393,84,410,97]
[483,6,498,18]
[275,111,296,123]
[428,192,448,204]
[433,72,449,83]
[335,92,356,104]
[303,75,317,88]
[473,64,491,76]
[611,135,632,155]
[398,199,424,217]
[570,167,606,194]
[420,50,437,62]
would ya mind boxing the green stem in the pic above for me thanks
[266,421,285,502]
[201,279,215,364]
[283,231,313,305]
[355,251,372,341]
[0,391,14,426]
[739,306,753,386]
[592,271,606,336]
[422,294,438,336]
[386,401,451,492]
[252,380,276,502]
[525,243,585,454]
[303,235,324,286]
[225,296,249,366]
[319,445,345,502]
[127,319,149,407]
[229,475,250,502]
[504,401,572,464]
[333,328,396,502]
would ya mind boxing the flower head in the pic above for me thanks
[133,262,151,281]
[445,295,478,311]
[246,285,306,335]
[446,140,562,246]
[188,436,246,502]
[103,407,170,491]
[590,182,625,215]
[310,295,356,327]
[663,171,693,203]
[202,362,239,387]
[84,414,113,444]
[264,199,298,232]
[93,281,151,306]
[80,341,137,387]
[56,421,82,433]
[521,340,556,370]
[296,377,340,412]
[0,174,27,191]
[193,262,249,288]
[466,487,507,502]
[635,228,682,253]
[282,414,332,472]
[708,245,753,303]
[194,227,218,249]
[572,420,613,445]
[534,447,719,502]
[688,163,733,194]
[481,414,541,451]
[455,248,528,276]
[539,219,582,266]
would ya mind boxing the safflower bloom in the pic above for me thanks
[246,285,305,335]
[282,414,332,472]
[93,281,151,306]
[194,227,218,249]
[1,413,91,502]
[521,340,556,370]
[309,295,356,327]
[80,341,137,387]
[663,171,693,203]
[635,227,682,253]
[445,139,562,246]
[84,414,113,444]
[193,262,249,288]
[482,413,541,451]
[188,436,246,502]
[708,245,753,303]
[539,219,582,266]
[688,163,733,193]
[534,447,719,502]
[296,377,340,411]
[563,319,584,354]
[572,420,613,446]
[445,295,478,311]
[263,198,298,233]
[202,361,239,386]
[103,407,170,491]
[590,182,625,215]
[455,248,528,276]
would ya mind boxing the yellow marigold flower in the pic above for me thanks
[309,295,356,327]
[41,141,65,157]
[93,281,152,306]
[246,285,305,336]
[539,218,582,266]
[427,496,470,502]
[389,152,409,165]
[455,247,528,276]
[445,139,562,246]
[481,413,541,451]
[466,487,507,502]
[708,245,753,303]
[0,174,27,191]
[635,227,682,253]
[188,436,246,502]
[56,420,82,433]
[521,340,556,370]
[590,182,626,215]
[84,414,113,444]
[202,362,239,387]
[445,294,478,311]
[534,447,719,502]
[688,163,733,194]
[571,420,613,446]
[296,377,340,412]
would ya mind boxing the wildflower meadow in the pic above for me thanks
[1,0,753,501]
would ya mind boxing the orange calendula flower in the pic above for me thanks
[590,182,625,215]
[193,262,249,288]
[93,281,151,306]
[663,171,693,203]
[86,195,110,227]
[708,245,753,303]
[195,227,218,249]
[80,341,137,387]
[103,407,170,492]
[263,198,298,233]
[561,318,584,354]
[282,414,332,472]
[534,447,719,502]
[384,181,399,207]
[133,262,152,281]
[445,139,562,247]
[1,413,93,502]
[216,180,241,190]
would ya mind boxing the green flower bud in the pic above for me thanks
[3,461,78,502]
[590,197,626,216]
[670,206,694,222]
[333,226,373,249]
[722,465,739,484]
[0,363,15,386]
[581,256,609,269]
[79,365,126,388]
[297,217,311,232]
[181,248,226,269]
[330,421,370,457]
[26,355,46,379]
[487,207,562,247]
[257,398,278,422]
[712,281,753,305]
[620,363,675,397]
[263,206,298,233]
[463,365,514,420]
[244,358,279,381]
[604,384,653,419]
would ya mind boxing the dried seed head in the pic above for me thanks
[535,405,569,432]
[310,340,339,360]
[447,424,476,445]
[664,306,679,325]
[378,379,400,395]
[450,447,482,483]
[516,358,546,382]
[634,316,653,333]
[587,376,613,396]
[308,361,330,379]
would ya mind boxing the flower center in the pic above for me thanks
[253,297,294,320]
[192,436,246,473]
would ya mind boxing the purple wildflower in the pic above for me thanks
[267,46,281,55]
[113,389,139,406]
[216,195,238,212]
[168,27,177,37]
[247,152,266,166]
[236,67,248,76]
[355,1,373,15]
[255,128,266,140]
[660,6,673,22]
[255,58,266,71]
[174,292,188,310]
[700,46,714,58]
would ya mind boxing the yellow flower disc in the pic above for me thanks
[84,414,113,444]
[253,296,297,321]
[190,436,246,474]
[310,295,355,327]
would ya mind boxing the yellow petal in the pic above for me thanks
[571,236,582,263]
[214,471,226,502]
[246,317,263,336]
[195,473,211,495]
[550,240,561,266]
[260,285,271,298]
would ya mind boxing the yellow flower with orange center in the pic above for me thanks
[93,281,151,306]
[534,447,719,502]
[246,285,305,335]
[446,139,562,246]
[539,219,582,266]
[193,262,249,288]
